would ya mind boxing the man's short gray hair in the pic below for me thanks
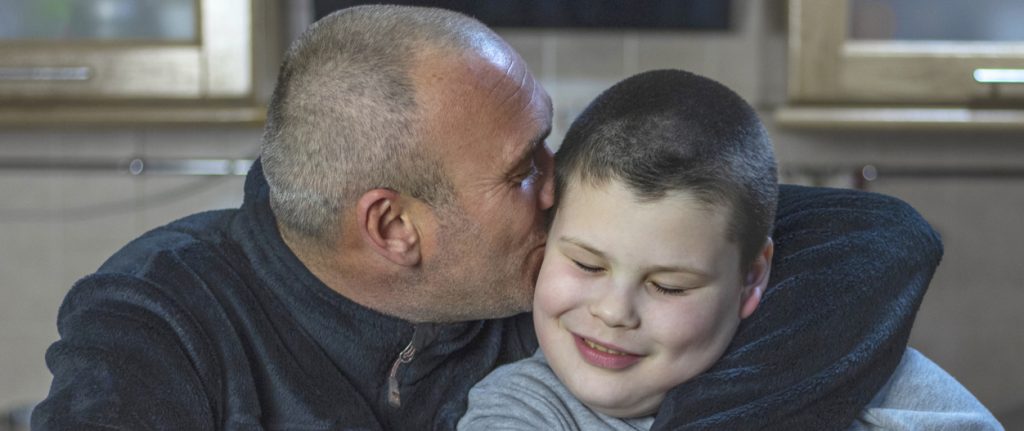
[262,5,491,243]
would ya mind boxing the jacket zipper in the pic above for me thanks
[387,339,417,408]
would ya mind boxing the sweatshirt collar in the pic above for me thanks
[233,159,486,360]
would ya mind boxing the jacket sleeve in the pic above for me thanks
[652,185,943,431]
[31,274,217,431]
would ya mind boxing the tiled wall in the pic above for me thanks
[0,128,258,411]
[1,0,1022,426]
[498,12,768,151]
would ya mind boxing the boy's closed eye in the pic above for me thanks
[647,281,693,296]
[568,256,701,296]
[571,259,604,273]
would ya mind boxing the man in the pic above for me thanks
[32,6,941,430]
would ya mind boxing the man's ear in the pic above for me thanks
[740,238,774,319]
[356,189,421,267]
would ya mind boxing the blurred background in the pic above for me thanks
[1,0,1022,428]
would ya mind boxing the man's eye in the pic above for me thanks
[514,163,539,184]
[572,259,604,273]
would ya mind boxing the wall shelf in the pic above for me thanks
[775,106,1024,130]
[0,104,266,127]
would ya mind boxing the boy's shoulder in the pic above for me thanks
[850,348,1003,431]
[461,350,655,430]
[473,349,559,394]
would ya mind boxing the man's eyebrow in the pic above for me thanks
[512,86,553,167]
[533,125,551,148]
[510,126,551,169]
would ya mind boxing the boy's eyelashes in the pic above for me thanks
[571,259,604,273]
[648,281,690,296]
[570,257,695,295]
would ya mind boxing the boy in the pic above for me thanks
[458,70,1001,430]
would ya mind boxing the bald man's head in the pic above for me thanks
[261,5,510,244]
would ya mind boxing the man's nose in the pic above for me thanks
[537,143,555,211]
[588,282,640,329]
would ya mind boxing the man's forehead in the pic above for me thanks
[482,55,551,159]
[470,36,517,73]
[415,44,537,104]
[505,96,552,163]
[412,41,551,156]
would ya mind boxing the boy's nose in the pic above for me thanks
[588,283,639,329]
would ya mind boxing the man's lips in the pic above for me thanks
[573,334,643,370]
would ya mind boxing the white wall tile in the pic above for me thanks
[0,327,58,410]
[495,30,546,79]
[0,172,62,325]
[137,176,246,231]
[553,32,627,81]
[139,126,262,159]
[635,32,760,104]
[877,178,1024,416]
[54,174,141,285]
[545,78,618,151]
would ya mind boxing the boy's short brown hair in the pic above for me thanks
[555,69,777,269]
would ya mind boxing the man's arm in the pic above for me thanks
[31,274,217,430]
[652,185,942,431]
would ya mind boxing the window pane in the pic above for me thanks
[850,0,1024,41]
[0,0,197,42]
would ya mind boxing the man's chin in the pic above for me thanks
[481,292,533,320]
[433,292,532,322]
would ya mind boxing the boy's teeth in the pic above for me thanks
[585,339,625,355]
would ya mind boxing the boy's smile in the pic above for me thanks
[533,180,769,418]
[574,334,643,369]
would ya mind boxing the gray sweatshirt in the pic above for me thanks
[459,348,1003,431]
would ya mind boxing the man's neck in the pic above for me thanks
[279,225,432,323]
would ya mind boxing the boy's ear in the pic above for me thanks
[740,238,774,319]
[356,189,422,267]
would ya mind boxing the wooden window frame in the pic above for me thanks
[782,0,1024,128]
[0,0,272,125]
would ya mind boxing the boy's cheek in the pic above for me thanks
[534,260,587,315]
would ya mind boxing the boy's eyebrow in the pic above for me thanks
[645,264,712,279]
[559,235,712,278]
[559,236,607,259]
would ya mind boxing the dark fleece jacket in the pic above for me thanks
[32,160,940,430]
[653,185,941,430]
